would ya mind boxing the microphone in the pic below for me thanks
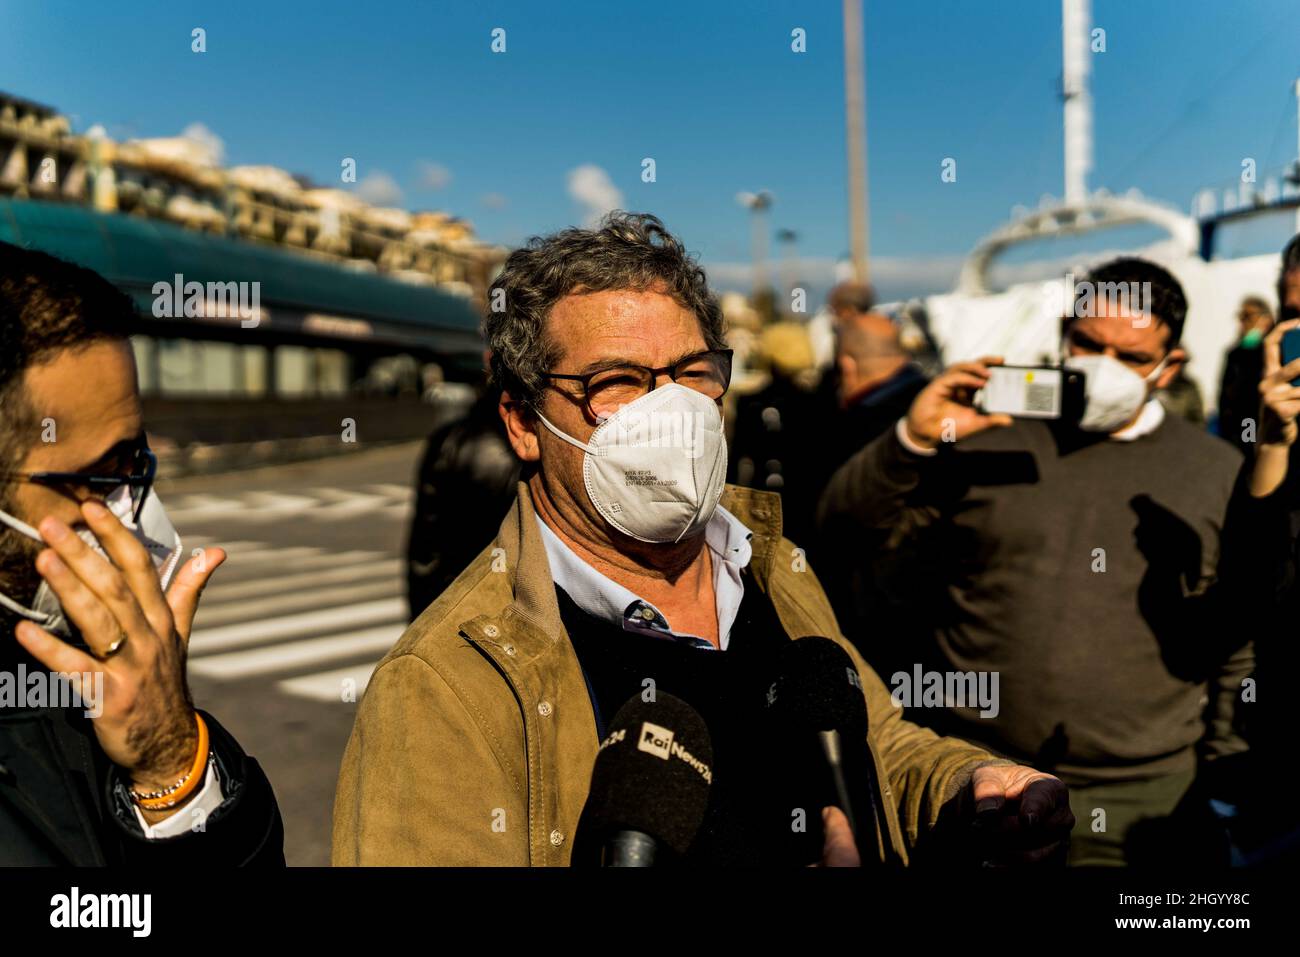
[764,636,889,865]
[574,692,714,866]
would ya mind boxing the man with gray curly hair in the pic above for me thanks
[333,211,1072,866]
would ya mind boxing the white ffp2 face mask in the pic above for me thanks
[535,382,728,544]
[0,485,184,640]
[1064,352,1167,433]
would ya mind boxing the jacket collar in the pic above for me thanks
[469,480,787,659]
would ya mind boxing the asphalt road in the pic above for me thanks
[157,441,425,866]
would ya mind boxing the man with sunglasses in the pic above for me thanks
[0,241,282,865]
[334,212,1073,866]
[818,257,1256,866]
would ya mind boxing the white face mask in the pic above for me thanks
[0,485,184,640]
[1064,352,1168,433]
[535,382,728,544]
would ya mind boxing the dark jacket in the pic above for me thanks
[0,652,284,865]
[727,374,831,555]
[1216,343,1265,453]
[814,364,929,657]
[406,388,520,621]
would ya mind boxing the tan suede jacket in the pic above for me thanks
[332,482,1006,866]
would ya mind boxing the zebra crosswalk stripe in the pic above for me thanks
[189,625,402,681]
[185,536,411,701]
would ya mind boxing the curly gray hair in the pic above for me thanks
[482,211,726,408]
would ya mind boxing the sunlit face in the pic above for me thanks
[498,286,721,545]
[0,340,143,604]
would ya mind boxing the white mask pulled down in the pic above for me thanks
[1064,353,1167,433]
[0,485,184,640]
[534,383,728,544]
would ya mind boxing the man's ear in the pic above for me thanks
[500,391,541,462]
[1155,348,1187,390]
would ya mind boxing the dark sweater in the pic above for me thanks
[817,412,1253,785]
[556,577,824,865]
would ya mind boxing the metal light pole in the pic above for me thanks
[843,0,870,283]
[777,228,799,314]
[737,190,774,301]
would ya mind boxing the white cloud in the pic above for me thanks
[417,161,452,190]
[356,171,404,206]
[180,122,225,165]
[567,164,623,225]
[480,192,508,209]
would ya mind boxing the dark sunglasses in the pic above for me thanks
[0,446,157,524]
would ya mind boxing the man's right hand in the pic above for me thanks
[903,356,1014,451]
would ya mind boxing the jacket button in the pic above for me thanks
[538,701,553,717]
[550,829,565,846]
[503,643,516,656]
[484,624,500,638]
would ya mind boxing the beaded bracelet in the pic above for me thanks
[131,712,210,811]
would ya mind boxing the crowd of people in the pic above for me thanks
[2,217,1299,868]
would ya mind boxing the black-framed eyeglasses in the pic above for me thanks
[0,446,157,524]
[544,348,733,421]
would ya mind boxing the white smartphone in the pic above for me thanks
[974,365,1085,420]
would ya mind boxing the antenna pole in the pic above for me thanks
[843,0,870,283]
[1062,0,1093,206]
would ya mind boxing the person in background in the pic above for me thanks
[727,321,823,551]
[833,311,930,451]
[405,380,521,621]
[817,280,878,408]
[827,280,877,328]
[0,242,282,865]
[818,257,1254,867]
[1232,234,1300,863]
[1216,296,1275,453]
[815,311,929,662]
[1157,360,1206,426]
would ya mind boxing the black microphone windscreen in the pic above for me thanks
[764,636,869,736]
[579,692,714,858]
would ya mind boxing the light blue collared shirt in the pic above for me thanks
[535,507,753,651]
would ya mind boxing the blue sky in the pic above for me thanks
[2,0,1298,300]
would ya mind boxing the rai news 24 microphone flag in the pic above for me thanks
[573,692,714,867]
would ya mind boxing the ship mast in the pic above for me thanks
[843,0,870,283]
[1294,78,1300,232]
[1061,0,1093,205]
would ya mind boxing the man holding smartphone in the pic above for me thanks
[1230,233,1300,862]
[0,242,283,865]
[817,257,1254,866]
